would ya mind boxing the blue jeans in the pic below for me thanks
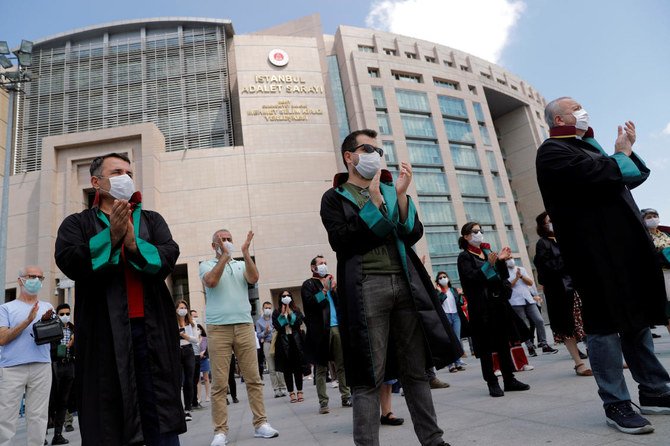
[511,303,548,347]
[587,327,670,407]
[445,313,464,367]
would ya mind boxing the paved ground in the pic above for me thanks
[15,327,670,445]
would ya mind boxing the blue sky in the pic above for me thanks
[3,0,669,218]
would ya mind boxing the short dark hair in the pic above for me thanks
[56,303,70,313]
[262,301,272,307]
[190,309,198,314]
[536,211,552,237]
[340,129,378,165]
[89,152,130,177]
[310,255,324,268]
[458,221,481,250]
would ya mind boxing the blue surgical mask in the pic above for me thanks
[22,277,43,295]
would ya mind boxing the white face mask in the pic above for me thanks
[106,174,136,201]
[263,308,272,317]
[177,308,188,317]
[354,152,381,180]
[316,264,328,277]
[546,223,554,233]
[572,108,589,131]
[59,315,70,324]
[192,317,199,324]
[506,259,516,268]
[281,296,292,305]
[438,278,449,287]
[470,231,484,246]
[223,241,235,254]
[645,217,660,229]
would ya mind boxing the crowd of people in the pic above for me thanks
[1,95,670,446]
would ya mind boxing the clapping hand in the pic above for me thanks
[395,162,413,196]
[241,231,254,255]
[110,199,130,246]
[369,170,384,208]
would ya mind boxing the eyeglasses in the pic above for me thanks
[58,312,70,316]
[23,274,45,281]
[470,230,482,235]
[352,143,383,157]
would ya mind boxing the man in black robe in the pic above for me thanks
[55,153,185,446]
[536,97,670,435]
[320,129,460,446]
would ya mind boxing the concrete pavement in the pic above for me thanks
[16,327,670,445]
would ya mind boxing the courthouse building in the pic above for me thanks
[0,15,549,316]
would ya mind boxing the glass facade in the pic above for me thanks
[479,124,492,145]
[372,86,386,108]
[444,119,474,143]
[450,144,479,169]
[426,226,460,255]
[473,102,485,122]
[506,229,520,252]
[414,167,449,195]
[327,55,350,142]
[486,150,498,171]
[377,112,392,134]
[500,202,512,225]
[463,198,494,224]
[382,141,397,164]
[395,89,429,112]
[419,197,456,225]
[493,174,505,197]
[18,23,233,172]
[407,141,442,165]
[457,171,487,197]
[438,96,468,118]
[401,113,436,138]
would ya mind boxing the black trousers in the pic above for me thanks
[191,355,201,407]
[179,345,195,412]
[49,360,75,435]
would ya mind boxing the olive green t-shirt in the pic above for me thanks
[341,182,403,274]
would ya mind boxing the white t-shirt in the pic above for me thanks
[441,289,458,314]
[0,299,53,367]
[507,266,536,306]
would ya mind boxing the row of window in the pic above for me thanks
[357,44,472,73]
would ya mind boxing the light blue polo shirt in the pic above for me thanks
[0,299,53,367]
[199,258,253,325]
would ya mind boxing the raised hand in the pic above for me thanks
[488,252,498,266]
[498,246,512,260]
[369,170,384,208]
[110,199,130,246]
[241,231,254,255]
[395,161,413,196]
[614,124,633,156]
[123,219,137,253]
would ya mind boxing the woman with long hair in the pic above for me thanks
[176,300,199,421]
[435,271,468,372]
[272,291,307,403]
[456,222,530,397]
[533,211,592,376]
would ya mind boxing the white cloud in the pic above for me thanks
[662,122,670,135]
[365,0,525,63]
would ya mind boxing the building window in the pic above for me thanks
[540,126,549,140]
[392,71,423,83]
[171,264,190,303]
[419,196,456,225]
[479,124,492,146]
[492,174,505,197]
[460,64,471,72]
[405,52,418,59]
[500,202,512,225]
[463,198,494,224]
[382,141,397,164]
[429,256,461,285]
[327,55,350,142]
[377,112,392,135]
[507,229,520,252]
[401,114,436,138]
[426,227,460,256]
[433,78,460,90]
[496,78,507,86]
[368,67,380,78]
[372,86,386,108]
[407,141,443,165]
[485,151,498,172]
[473,102,485,123]
[358,44,375,53]
[450,144,480,169]
[468,85,477,95]
[414,167,449,195]
[444,119,474,143]
[438,96,468,119]
[480,72,492,80]
[383,48,397,56]
[425,56,437,63]
[511,84,518,91]
[457,170,487,197]
[443,60,454,68]
[395,89,430,112]
[483,227,502,251]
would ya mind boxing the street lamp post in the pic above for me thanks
[0,39,33,299]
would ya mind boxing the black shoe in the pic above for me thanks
[380,412,404,426]
[639,393,670,415]
[64,425,74,433]
[342,398,352,407]
[578,349,588,359]
[488,381,504,397]
[652,333,661,338]
[605,401,653,434]
[51,434,70,445]
[184,412,192,422]
[232,397,239,404]
[541,345,559,354]
[527,346,537,357]
[504,378,530,392]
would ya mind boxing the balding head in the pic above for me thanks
[544,96,572,128]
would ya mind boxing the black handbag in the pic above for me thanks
[32,317,64,345]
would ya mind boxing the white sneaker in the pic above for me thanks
[494,369,502,377]
[331,380,339,388]
[521,364,535,371]
[210,432,228,445]
[254,422,279,438]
